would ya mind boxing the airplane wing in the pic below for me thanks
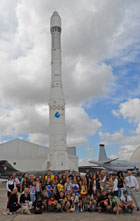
[89,160,101,165]
[103,158,119,164]
[89,158,119,165]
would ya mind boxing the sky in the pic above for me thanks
[0,0,140,165]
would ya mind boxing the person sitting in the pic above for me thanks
[71,192,79,212]
[106,192,113,212]
[7,187,21,214]
[93,191,101,211]
[78,198,84,212]
[41,185,49,211]
[64,194,74,212]
[32,196,44,214]
[120,190,135,213]
[98,190,108,212]
[58,191,66,212]
[83,194,92,212]
[111,192,120,216]
[20,187,32,214]
[48,196,58,212]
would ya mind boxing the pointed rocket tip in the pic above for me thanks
[50,11,61,28]
[52,11,60,17]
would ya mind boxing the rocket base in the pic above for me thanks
[44,146,78,171]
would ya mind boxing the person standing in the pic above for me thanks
[126,170,140,211]
[117,171,125,198]
[6,176,16,198]
[112,174,118,197]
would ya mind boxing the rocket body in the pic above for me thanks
[48,11,68,170]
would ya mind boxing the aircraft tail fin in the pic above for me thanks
[99,144,108,161]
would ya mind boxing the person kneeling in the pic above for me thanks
[20,188,32,214]
[109,192,120,216]
[33,196,44,214]
[7,187,21,214]
[48,196,58,212]
[97,190,108,212]
[120,190,135,213]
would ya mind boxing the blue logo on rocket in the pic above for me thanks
[55,112,60,118]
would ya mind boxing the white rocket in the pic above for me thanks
[48,11,69,170]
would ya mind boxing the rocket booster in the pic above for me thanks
[49,11,66,153]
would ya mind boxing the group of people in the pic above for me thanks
[4,169,140,215]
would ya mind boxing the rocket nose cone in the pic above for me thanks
[50,11,61,28]
[52,11,59,17]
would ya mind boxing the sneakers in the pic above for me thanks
[3,210,12,215]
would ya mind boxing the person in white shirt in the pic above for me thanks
[112,174,118,197]
[6,176,16,198]
[126,170,140,211]
[120,190,135,213]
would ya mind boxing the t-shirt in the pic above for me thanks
[112,196,120,204]
[113,179,118,191]
[65,183,72,194]
[47,185,52,190]
[29,186,36,194]
[121,195,132,204]
[57,183,64,192]
[118,178,124,188]
[80,185,87,194]
[73,184,79,192]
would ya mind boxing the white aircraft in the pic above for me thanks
[89,144,139,172]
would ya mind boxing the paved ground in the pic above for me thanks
[0,178,140,221]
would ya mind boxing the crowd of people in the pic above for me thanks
[3,169,140,215]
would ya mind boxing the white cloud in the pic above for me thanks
[112,110,120,118]
[119,98,140,123]
[100,96,140,161]
[66,106,102,146]
[99,128,124,144]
